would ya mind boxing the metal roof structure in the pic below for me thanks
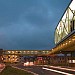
[49,0,75,55]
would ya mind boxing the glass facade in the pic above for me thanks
[55,0,75,44]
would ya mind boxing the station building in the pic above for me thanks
[49,0,75,67]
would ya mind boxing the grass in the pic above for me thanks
[0,66,33,75]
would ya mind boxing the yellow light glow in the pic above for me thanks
[72,39,75,41]
[12,59,14,60]
[8,51,11,53]
[15,55,17,58]
[63,44,65,46]
[69,41,71,43]
[30,62,34,66]
[12,51,14,53]
[24,62,29,66]
[52,49,53,50]
[27,51,29,52]
[73,36,75,37]
[12,55,14,57]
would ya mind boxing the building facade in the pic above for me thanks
[55,0,75,44]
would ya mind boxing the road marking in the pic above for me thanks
[43,65,75,72]
[42,67,74,75]
[49,66,75,72]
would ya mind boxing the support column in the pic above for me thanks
[64,53,67,66]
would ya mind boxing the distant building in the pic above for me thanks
[0,49,3,62]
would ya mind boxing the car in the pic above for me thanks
[23,62,34,66]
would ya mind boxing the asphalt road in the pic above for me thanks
[13,64,65,75]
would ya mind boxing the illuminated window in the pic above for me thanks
[34,51,38,54]
[8,51,11,53]
[12,51,14,54]
[31,51,34,54]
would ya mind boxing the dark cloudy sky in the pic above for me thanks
[0,0,71,50]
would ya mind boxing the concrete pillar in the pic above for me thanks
[64,53,67,66]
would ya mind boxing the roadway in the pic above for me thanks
[13,65,61,75]
[12,64,75,75]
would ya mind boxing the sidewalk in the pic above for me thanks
[0,63,5,72]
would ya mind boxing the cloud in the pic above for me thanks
[0,0,71,50]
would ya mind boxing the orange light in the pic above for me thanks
[24,62,29,66]
[69,41,71,43]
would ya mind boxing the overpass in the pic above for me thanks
[2,50,50,55]
[2,50,50,63]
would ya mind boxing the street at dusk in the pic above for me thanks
[12,64,75,75]
[0,0,75,75]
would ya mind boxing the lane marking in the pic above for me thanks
[42,67,74,75]
[49,66,75,71]
[43,65,75,72]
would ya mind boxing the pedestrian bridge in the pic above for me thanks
[2,50,50,56]
[2,50,50,63]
